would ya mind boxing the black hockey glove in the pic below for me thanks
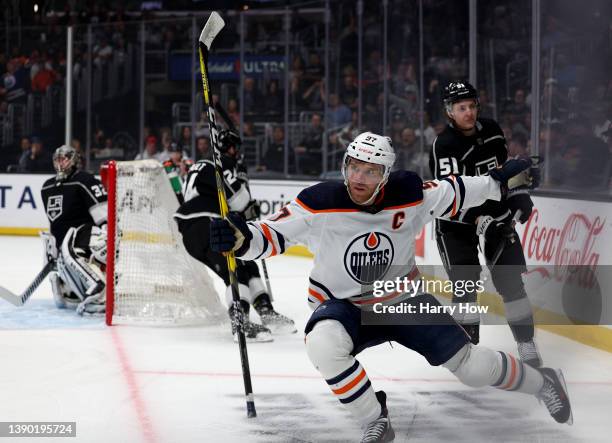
[210,212,252,256]
[506,188,534,223]
[488,158,532,193]
[243,200,261,221]
[476,215,516,265]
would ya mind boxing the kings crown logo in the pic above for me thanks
[343,232,394,285]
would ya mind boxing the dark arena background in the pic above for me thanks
[0,1,611,442]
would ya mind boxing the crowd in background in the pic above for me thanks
[1,0,611,194]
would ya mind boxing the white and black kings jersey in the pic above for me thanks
[429,118,510,228]
[175,154,251,220]
[41,171,108,245]
[238,171,502,310]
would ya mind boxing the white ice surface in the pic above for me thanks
[1,235,611,442]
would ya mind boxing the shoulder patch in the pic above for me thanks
[383,171,423,207]
[296,181,355,212]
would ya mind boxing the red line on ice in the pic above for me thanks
[111,328,157,443]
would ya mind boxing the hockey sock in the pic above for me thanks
[444,345,543,394]
[492,351,543,394]
[306,319,380,427]
[503,297,535,342]
[325,360,381,427]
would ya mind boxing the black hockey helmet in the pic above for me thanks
[53,144,79,181]
[442,81,479,107]
[217,129,241,154]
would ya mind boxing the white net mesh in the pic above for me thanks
[110,160,225,325]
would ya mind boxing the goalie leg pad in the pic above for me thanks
[58,227,105,305]
[306,319,380,426]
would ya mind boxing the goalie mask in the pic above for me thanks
[53,145,79,181]
[342,132,395,206]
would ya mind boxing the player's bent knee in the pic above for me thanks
[443,343,500,388]
[305,320,354,371]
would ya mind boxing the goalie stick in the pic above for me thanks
[198,11,257,418]
[213,101,275,298]
[0,260,55,306]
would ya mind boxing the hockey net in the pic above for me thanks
[102,159,225,326]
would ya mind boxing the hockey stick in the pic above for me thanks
[213,101,275,298]
[0,260,55,306]
[198,11,257,419]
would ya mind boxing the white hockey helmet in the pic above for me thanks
[342,131,395,205]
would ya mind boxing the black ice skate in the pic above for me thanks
[537,368,573,424]
[229,301,273,343]
[517,339,542,367]
[253,294,297,334]
[256,306,297,334]
[361,391,395,443]
[232,319,273,343]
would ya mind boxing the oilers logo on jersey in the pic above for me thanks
[343,232,394,285]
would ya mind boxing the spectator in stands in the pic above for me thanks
[303,52,323,90]
[505,88,529,118]
[295,113,323,175]
[1,60,27,104]
[18,136,52,173]
[478,89,497,119]
[289,76,306,110]
[135,135,160,161]
[508,132,529,158]
[195,136,210,160]
[243,77,262,115]
[389,108,407,147]
[541,78,568,123]
[415,112,437,146]
[337,110,361,147]
[178,126,192,154]
[264,80,283,116]
[394,128,428,176]
[227,98,240,126]
[71,138,85,169]
[259,125,288,173]
[158,132,174,163]
[325,93,351,128]
[339,73,358,110]
[302,79,324,111]
[31,58,57,93]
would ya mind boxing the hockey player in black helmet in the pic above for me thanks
[41,145,108,315]
[174,128,296,342]
[429,81,543,367]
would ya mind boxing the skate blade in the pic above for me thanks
[234,332,274,343]
[266,323,298,335]
[556,369,574,426]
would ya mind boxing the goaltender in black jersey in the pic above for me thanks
[40,145,108,315]
[174,129,296,342]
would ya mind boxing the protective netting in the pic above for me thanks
[110,160,225,325]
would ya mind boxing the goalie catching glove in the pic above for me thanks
[210,212,252,256]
